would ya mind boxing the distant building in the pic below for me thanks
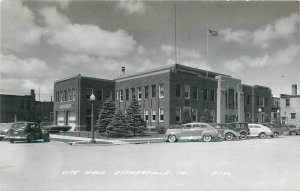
[280,84,300,127]
[0,90,53,123]
[271,97,280,123]
[53,64,273,131]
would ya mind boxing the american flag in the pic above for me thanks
[208,30,218,36]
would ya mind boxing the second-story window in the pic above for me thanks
[97,90,103,101]
[151,85,156,98]
[185,84,190,99]
[120,90,124,102]
[159,83,164,98]
[60,91,63,102]
[56,92,59,102]
[125,89,129,101]
[192,87,198,99]
[144,86,149,99]
[64,90,67,101]
[138,87,142,100]
[286,98,290,106]
[176,84,181,98]
[203,89,208,101]
[72,89,75,101]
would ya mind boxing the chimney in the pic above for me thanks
[292,84,297,96]
[30,89,35,99]
[121,66,126,76]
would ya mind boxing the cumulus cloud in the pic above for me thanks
[116,1,146,15]
[1,0,43,51]
[161,44,174,56]
[39,7,71,28]
[223,44,300,71]
[221,14,300,48]
[137,45,145,55]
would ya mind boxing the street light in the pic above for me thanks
[277,109,280,125]
[258,108,262,123]
[90,92,96,143]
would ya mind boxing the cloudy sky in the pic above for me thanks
[1,0,299,101]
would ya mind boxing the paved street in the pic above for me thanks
[1,136,300,191]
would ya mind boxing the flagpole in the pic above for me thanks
[206,23,208,78]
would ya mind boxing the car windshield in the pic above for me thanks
[0,123,13,131]
[12,123,27,129]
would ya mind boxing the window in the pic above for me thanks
[116,90,119,100]
[191,108,197,121]
[64,90,67,101]
[228,89,234,109]
[235,93,238,107]
[203,89,208,101]
[144,86,149,99]
[152,110,156,122]
[68,89,72,101]
[260,96,264,107]
[105,90,111,100]
[159,84,164,98]
[176,108,181,122]
[125,89,129,101]
[247,95,250,105]
[176,84,181,98]
[72,89,75,101]
[26,100,30,109]
[56,92,59,102]
[138,87,142,100]
[21,100,24,109]
[265,97,268,106]
[256,96,260,106]
[192,87,198,99]
[291,113,296,119]
[86,89,93,100]
[185,84,190,99]
[120,90,124,102]
[151,85,156,98]
[97,90,103,101]
[131,88,135,98]
[159,108,164,122]
[144,109,149,122]
[225,91,228,108]
[210,90,215,102]
[286,98,290,106]
[60,91,63,102]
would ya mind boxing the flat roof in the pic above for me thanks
[280,94,300,98]
[54,74,114,83]
[115,63,230,80]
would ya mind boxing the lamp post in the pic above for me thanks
[258,108,262,123]
[277,109,280,125]
[90,92,96,143]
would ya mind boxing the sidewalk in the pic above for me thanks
[50,134,165,145]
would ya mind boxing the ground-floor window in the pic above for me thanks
[159,108,164,122]
[144,109,149,122]
[176,107,181,122]
[152,110,156,122]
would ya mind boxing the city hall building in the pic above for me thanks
[53,64,272,131]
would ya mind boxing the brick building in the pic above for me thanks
[0,90,53,123]
[53,64,273,131]
[53,74,114,131]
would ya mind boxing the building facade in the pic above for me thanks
[0,90,53,123]
[280,85,300,127]
[53,64,273,131]
[53,74,114,131]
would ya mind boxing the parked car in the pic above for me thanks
[248,124,273,139]
[0,123,13,140]
[287,125,300,136]
[226,122,250,139]
[6,122,50,143]
[262,123,287,137]
[210,123,241,141]
[165,122,221,143]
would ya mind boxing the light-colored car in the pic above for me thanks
[165,122,221,142]
[248,124,273,139]
[0,123,13,140]
[210,123,241,141]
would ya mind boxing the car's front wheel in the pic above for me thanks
[9,139,14,143]
[273,132,279,138]
[168,135,177,143]
[290,131,297,136]
[259,132,267,139]
[203,135,212,142]
[225,133,234,141]
[240,132,247,140]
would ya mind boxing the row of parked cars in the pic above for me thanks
[0,122,72,143]
[164,122,300,143]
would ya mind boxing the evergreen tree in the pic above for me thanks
[107,109,129,137]
[126,94,146,136]
[200,109,214,123]
[95,99,115,133]
[182,109,192,124]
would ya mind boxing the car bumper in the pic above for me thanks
[6,135,28,140]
